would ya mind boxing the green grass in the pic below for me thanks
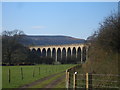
[31,71,65,88]
[2,64,75,88]
[54,78,66,88]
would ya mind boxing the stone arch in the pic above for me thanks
[72,47,76,58]
[62,48,66,61]
[47,48,51,58]
[42,48,46,57]
[37,48,41,57]
[82,46,86,62]
[52,48,56,61]
[67,47,71,59]
[77,47,81,62]
[32,48,36,52]
[57,48,61,62]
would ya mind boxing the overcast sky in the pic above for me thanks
[2,2,118,39]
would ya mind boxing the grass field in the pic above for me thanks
[2,64,75,88]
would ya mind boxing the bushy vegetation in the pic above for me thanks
[83,13,119,74]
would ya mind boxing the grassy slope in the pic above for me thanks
[82,49,119,74]
[2,64,75,88]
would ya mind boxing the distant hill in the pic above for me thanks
[20,35,86,46]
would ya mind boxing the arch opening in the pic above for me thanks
[67,47,71,59]
[52,48,56,61]
[61,48,66,64]
[32,48,36,52]
[57,48,61,62]
[37,48,41,57]
[67,47,71,63]
[47,48,51,58]
[42,48,46,57]
[82,47,86,62]
[72,47,76,58]
[77,47,81,63]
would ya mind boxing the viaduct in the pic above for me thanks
[29,43,89,63]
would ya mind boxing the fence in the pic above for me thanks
[66,68,120,89]
[6,65,68,84]
[8,67,41,83]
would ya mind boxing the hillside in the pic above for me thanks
[20,35,86,46]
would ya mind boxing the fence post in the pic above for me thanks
[8,68,11,83]
[66,70,70,88]
[21,67,23,80]
[33,67,35,77]
[39,67,40,75]
[86,73,92,90]
[86,73,89,89]
[68,71,70,88]
[66,70,68,88]
[73,72,77,89]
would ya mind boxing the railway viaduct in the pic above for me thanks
[29,43,89,63]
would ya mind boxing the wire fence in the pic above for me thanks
[66,65,120,89]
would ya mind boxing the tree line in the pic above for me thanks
[2,30,81,65]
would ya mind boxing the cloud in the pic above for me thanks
[31,26,46,29]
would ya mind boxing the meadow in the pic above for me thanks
[2,64,75,88]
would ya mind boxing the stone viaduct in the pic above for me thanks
[29,43,89,63]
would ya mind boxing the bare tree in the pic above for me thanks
[2,30,25,65]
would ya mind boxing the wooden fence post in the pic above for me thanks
[66,70,70,88]
[46,67,47,73]
[73,72,77,89]
[66,70,68,88]
[8,68,10,83]
[86,73,92,90]
[21,67,23,80]
[68,71,70,88]
[39,67,40,75]
[86,73,89,89]
[33,67,35,77]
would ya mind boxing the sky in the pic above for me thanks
[2,2,118,39]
